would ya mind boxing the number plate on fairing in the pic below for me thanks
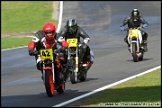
[40,48,53,61]
[67,38,78,47]
[129,29,139,38]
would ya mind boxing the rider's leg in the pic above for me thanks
[83,45,91,63]
[61,53,73,81]
[36,56,43,79]
[124,33,130,47]
[141,30,148,51]
[141,30,148,44]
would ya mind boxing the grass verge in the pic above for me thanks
[66,68,161,107]
[1,1,57,34]
[1,37,32,49]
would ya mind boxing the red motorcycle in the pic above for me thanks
[33,41,68,97]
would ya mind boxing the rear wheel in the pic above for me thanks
[45,70,54,97]
[139,52,143,61]
[56,83,65,94]
[132,43,139,62]
[79,71,87,82]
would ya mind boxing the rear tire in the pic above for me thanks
[56,83,65,94]
[79,71,87,82]
[139,53,143,61]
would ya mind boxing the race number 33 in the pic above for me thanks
[67,38,78,47]
[40,48,53,61]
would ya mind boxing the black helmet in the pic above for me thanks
[131,9,140,21]
[66,19,78,34]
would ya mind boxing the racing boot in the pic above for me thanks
[90,51,94,64]
[41,70,43,80]
[143,41,148,52]
[85,54,91,65]
[143,34,148,52]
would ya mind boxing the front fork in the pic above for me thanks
[42,61,55,84]
[130,39,139,54]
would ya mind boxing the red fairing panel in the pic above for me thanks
[28,41,35,49]
[62,40,68,47]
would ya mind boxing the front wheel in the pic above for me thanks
[132,42,139,62]
[45,70,55,97]
[70,71,78,84]
[70,59,78,84]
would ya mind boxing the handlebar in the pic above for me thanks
[124,26,142,31]
[32,51,40,56]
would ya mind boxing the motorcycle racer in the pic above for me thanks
[57,19,93,64]
[120,8,149,51]
[27,22,72,81]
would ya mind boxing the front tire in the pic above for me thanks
[45,70,55,97]
[70,59,78,84]
[132,42,139,62]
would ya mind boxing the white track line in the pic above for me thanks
[1,46,28,51]
[53,66,161,107]
[56,1,63,33]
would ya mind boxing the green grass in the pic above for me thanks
[1,1,58,34]
[1,1,58,49]
[1,37,32,49]
[66,68,161,107]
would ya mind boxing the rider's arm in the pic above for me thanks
[78,27,90,39]
[28,30,43,56]
[120,16,129,27]
[78,27,90,44]
[140,16,149,25]
[57,28,66,43]
[28,40,35,56]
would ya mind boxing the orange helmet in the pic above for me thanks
[43,22,56,42]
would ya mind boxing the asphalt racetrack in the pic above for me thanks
[1,1,161,107]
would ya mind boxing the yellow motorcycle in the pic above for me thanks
[67,38,93,84]
[127,27,146,62]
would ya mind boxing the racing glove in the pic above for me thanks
[62,40,69,47]
[58,36,65,42]
[28,49,34,56]
[120,26,125,31]
[142,24,148,28]
[84,38,90,44]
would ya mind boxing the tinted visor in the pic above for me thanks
[133,12,137,16]
[133,12,139,21]
[45,31,55,36]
